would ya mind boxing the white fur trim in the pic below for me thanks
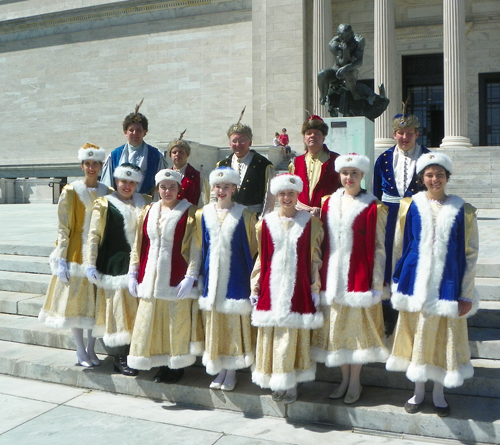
[324,190,378,307]
[137,200,193,301]
[155,169,182,186]
[198,203,252,315]
[386,355,411,372]
[416,152,452,174]
[78,145,106,162]
[391,193,464,318]
[251,211,323,329]
[311,346,389,367]
[406,362,474,388]
[38,311,95,330]
[252,364,316,391]
[102,331,132,348]
[113,165,143,183]
[209,167,240,187]
[202,352,254,375]
[334,153,370,174]
[270,174,303,196]
[127,351,197,371]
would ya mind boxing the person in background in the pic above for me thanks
[373,113,430,336]
[289,115,340,217]
[101,99,167,194]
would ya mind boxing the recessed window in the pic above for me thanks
[479,73,500,146]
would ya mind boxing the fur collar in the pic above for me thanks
[252,210,323,329]
[391,192,465,316]
[198,203,251,315]
[138,199,191,300]
[324,189,377,307]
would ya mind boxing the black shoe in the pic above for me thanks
[153,366,171,383]
[113,355,138,377]
[434,401,450,417]
[404,400,423,414]
[163,368,184,384]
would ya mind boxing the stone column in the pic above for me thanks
[312,0,333,116]
[374,0,398,150]
[440,0,471,148]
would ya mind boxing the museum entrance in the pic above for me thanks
[402,54,444,148]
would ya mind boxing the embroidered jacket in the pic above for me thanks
[178,163,202,205]
[251,211,324,330]
[197,203,257,315]
[290,145,340,208]
[320,189,387,307]
[391,193,479,318]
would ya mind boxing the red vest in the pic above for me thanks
[294,146,340,208]
[137,206,189,287]
[178,164,201,205]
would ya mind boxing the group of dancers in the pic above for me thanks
[39,122,478,419]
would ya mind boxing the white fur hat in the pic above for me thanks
[78,143,106,162]
[209,167,240,187]
[155,169,182,186]
[334,153,370,174]
[113,163,143,183]
[270,174,303,195]
[416,152,453,174]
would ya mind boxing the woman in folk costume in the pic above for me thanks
[39,143,111,367]
[387,152,479,417]
[197,167,258,391]
[127,169,203,384]
[311,153,389,404]
[85,163,151,376]
[168,130,210,206]
[251,174,324,404]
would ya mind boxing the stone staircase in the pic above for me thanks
[0,242,499,444]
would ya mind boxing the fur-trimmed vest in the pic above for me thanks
[49,181,111,277]
[198,203,256,315]
[251,211,324,329]
[293,146,339,208]
[320,189,386,307]
[392,192,479,318]
[93,193,147,290]
[178,163,201,205]
[137,199,198,300]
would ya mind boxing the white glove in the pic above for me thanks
[372,289,382,305]
[86,266,99,283]
[249,295,259,306]
[177,275,195,299]
[128,270,139,297]
[57,258,70,283]
[311,293,320,308]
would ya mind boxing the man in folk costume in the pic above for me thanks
[85,163,151,376]
[251,174,324,404]
[311,153,388,404]
[387,152,479,417]
[217,107,275,216]
[168,130,210,206]
[101,98,168,195]
[288,115,340,217]
[196,167,258,391]
[127,169,203,384]
[373,111,430,336]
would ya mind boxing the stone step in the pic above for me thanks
[476,259,500,278]
[0,253,51,275]
[468,301,500,328]
[0,312,498,398]
[0,290,45,317]
[0,270,51,294]
[0,340,497,444]
[0,243,53,257]
[475,278,500,301]
[468,327,500,360]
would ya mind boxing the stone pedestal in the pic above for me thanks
[324,117,375,191]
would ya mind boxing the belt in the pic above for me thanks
[382,193,403,204]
